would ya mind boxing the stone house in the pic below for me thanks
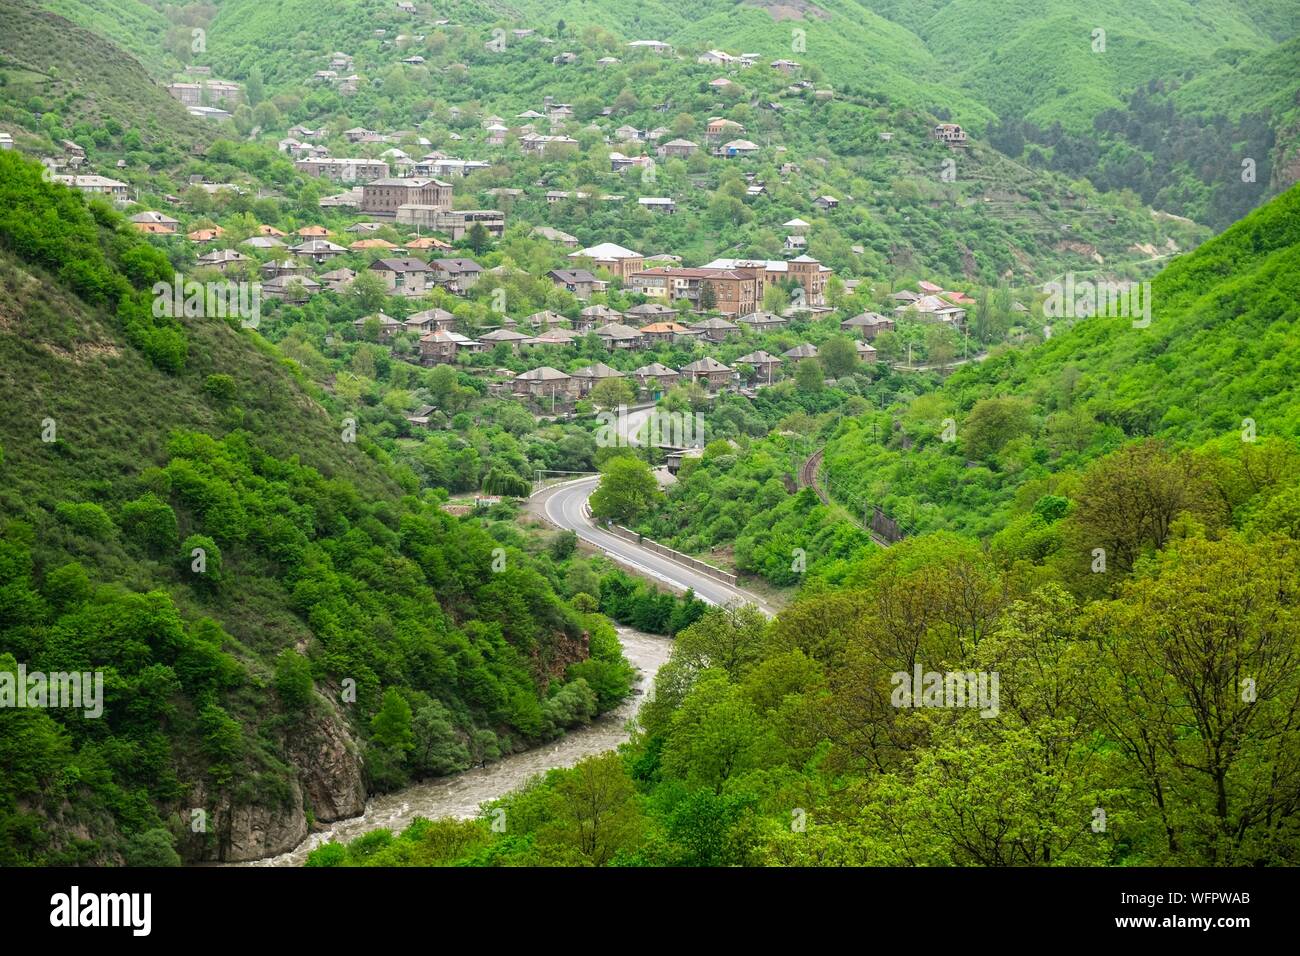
[367,257,433,296]
[679,357,733,391]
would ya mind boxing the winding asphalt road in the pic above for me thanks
[533,476,774,617]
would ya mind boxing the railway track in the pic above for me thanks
[798,446,829,504]
[798,445,895,548]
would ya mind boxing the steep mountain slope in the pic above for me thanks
[198,0,1294,135]
[1173,37,1300,193]
[0,0,211,155]
[34,0,181,74]
[501,0,1297,222]
[1175,36,1300,126]
[499,0,1297,135]
[0,151,627,864]
[504,0,994,121]
[873,0,1295,129]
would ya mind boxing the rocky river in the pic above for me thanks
[239,626,672,866]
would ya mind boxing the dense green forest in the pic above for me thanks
[990,82,1284,230]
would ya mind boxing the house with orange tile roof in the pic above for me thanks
[637,321,701,345]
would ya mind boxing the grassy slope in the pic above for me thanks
[34,0,179,75]
[1173,36,1300,123]
[905,0,1291,130]
[0,1,210,149]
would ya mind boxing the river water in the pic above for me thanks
[242,626,672,866]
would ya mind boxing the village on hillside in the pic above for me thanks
[5,7,1058,442]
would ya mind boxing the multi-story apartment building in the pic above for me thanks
[360,177,452,217]
[294,157,390,182]
[567,243,645,280]
[934,123,968,146]
[700,255,831,306]
[627,267,761,316]
[50,175,129,203]
[167,80,242,107]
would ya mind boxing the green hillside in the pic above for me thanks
[0,150,638,864]
[0,0,211,158]
[20,0,1295,230]
[191,0,1294,231]
[34,0,182,75]
[900,0,1289,129]
[503,0,994,121]
[505,0,1293,135]
[819,179,1300,537]
[909,0,1297,226]
[1175,36,1300,124]
[178,0,1200,282]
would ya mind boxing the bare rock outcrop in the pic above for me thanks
[184,779,309,863]
[287,693,367,823]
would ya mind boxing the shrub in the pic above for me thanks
[274,649,314,713]
[304,843,348,867]
[179,534,222,589]
[43,562,91,611]
[119,494,178,554]
[54,501,116,541]
[204,374,238,402]
[122,828,182,867]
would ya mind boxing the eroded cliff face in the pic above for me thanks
[531,629,591,686]
[287,692,367,824]
[219,782,311,862]
[1273,125,1300,194]
[182,692,368,862]
[182,778,309,863]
